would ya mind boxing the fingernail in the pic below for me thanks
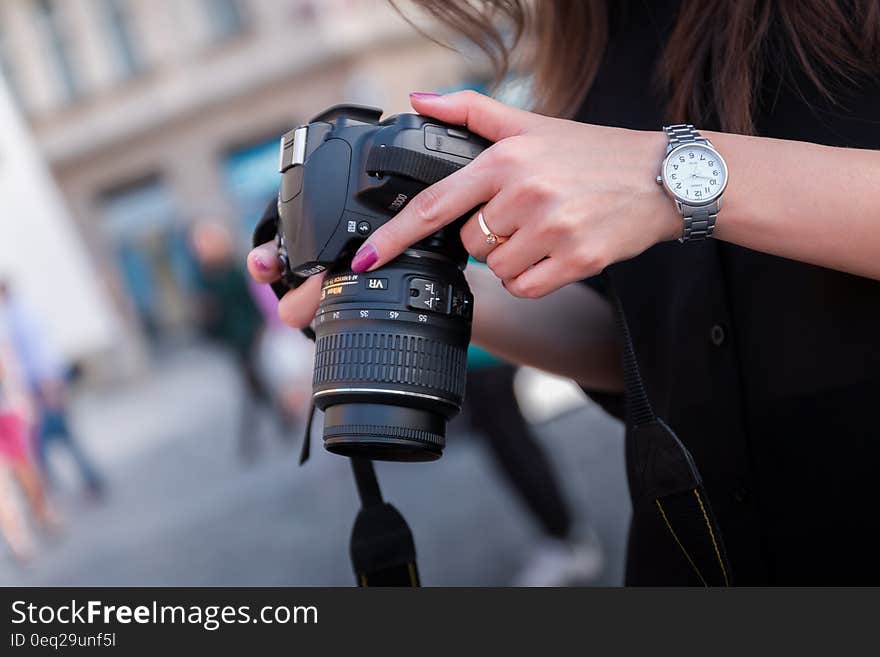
[252,253,270,272]
[351,243,378,273]
[410,92,441,100]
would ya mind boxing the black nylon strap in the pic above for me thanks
[253,199,280,249]
[299,402,315,465]
[606,275,732,586]
[351,457,383,507]
[366,145,464,186]
[655,489,730,586]
[609,287,655,427]
[254,200,301,301]
[349,458,420,587]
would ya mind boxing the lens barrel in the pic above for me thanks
[312,253,472,462]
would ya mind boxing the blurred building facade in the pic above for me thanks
[0,76,118,366]
[0,0,479,373]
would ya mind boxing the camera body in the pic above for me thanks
[255,104,490,462]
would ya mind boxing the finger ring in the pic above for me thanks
[477,209,507,246]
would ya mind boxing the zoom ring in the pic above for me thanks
[313,331,467,400]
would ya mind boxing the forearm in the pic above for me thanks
[702,132,880,280]
[466,266,623,392]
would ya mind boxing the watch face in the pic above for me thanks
[663,143,727,204]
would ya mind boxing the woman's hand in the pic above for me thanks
[350,90,681,297]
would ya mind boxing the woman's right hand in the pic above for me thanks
[247,242,325,329]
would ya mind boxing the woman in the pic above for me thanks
[250,1,880,584]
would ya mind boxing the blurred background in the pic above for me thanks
[0,0,628,586]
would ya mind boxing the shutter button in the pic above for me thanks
[710,324,726,346]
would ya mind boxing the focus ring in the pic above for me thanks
[323,423,445,448]
[313,331,467,400]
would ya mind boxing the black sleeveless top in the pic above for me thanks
[576,0,880,584]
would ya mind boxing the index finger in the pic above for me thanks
[351,160,497,272]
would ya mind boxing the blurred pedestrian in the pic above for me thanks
[0,281,104,499]
[190,220,288,459]
[464,346,603,585]
[0,352,60,563]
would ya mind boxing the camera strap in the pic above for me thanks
[348,458,421,587]
[255,200,421,587]
[606,276,731,586]
[299,407,420,586]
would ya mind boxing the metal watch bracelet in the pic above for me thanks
[663,124,719,241]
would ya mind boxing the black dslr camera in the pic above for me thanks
[254,105,490,462]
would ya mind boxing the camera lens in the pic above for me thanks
[311,252,473,462]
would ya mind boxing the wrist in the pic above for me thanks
[651,187,686,243]
[642,130,683,243]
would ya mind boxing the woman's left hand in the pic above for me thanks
[350,90,682,297]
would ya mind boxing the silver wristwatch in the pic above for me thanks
[657,124,728,242]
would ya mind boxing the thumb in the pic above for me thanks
[409,90,537,142]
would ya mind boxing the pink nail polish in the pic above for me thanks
[253,254,270,272]
[410,92,441,100]
[351,243,378,273]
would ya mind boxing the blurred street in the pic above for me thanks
[0,345,629,586]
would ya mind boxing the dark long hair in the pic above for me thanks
[394,0,880,134]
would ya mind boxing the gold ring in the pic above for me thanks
[477,209,507,246]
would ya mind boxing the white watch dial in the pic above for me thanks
[664,144,727,203]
